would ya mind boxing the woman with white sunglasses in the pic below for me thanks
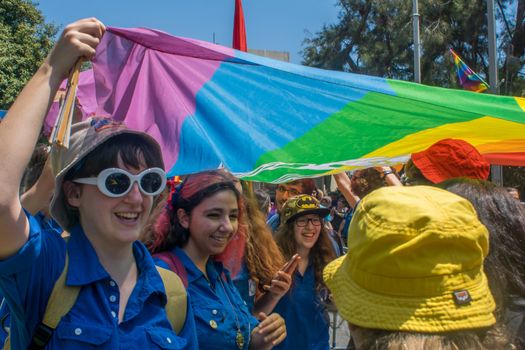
[0,18,197,349]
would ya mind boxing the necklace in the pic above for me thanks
[218,277,245,350]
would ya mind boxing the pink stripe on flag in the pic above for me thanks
[92,27,230,169]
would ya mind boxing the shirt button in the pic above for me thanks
[109,280,116,287]
[74,328,82,335]
[212,309,218,315]
[109,295,117,302]
[111,311,117,318]
[166,337,172,344]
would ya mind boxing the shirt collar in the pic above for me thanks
[65,225,166,301]
[134,242,166,301]
[66,224,110,286]
[172,247,225,284]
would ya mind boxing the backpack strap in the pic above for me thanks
[26,252,80,350]
[154,251,188,288]
[155,266,187,334]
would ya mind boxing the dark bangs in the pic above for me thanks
[66,133,163,180]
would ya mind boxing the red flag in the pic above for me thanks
[233,0,247,51]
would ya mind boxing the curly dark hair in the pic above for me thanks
[275,217,336,292]
[350,168,385,198]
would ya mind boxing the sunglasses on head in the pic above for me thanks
[73,167,167,198]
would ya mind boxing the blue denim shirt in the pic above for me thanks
[273,264,330,350]
[157,247,259,350]
[0,210,197,349]
[0,210,64,345]
[232,261,256,313]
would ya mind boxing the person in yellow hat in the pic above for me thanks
[324,186,509,349]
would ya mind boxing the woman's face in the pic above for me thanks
[67,156,154,246]
[293,213,322,252]
[181,189,239,258]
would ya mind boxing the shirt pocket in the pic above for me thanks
[56,322,112,348]
[146,328,187,349]
[192,301,226,329]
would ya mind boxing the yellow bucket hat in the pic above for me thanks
[324,185,495,333]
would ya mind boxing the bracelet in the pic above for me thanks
[382,170,393,177]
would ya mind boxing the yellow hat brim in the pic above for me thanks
[324,255,496,333]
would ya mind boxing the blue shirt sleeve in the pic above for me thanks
[177,293,198,350]
[0,210,65,349]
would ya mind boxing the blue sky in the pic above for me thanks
[37,0,340,64]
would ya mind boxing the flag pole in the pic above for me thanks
[487,0,498,94]
[233,0,248,52]
[487,0,503,185]
[412,0,421,83]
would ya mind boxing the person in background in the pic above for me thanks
[274,194,336,350]
[329,197,347,234]
[254,189,271,217]
[324,186,508,349]
[266,179,315,233]
[320,196,332,209]
[20,147,63,235]
[441,178,525,348]
[148,170,287,349]
[334,167,394,244]
[312,187,324,201]
[403,138,490,186]
[0,18,197,349]
[506,187,521,202]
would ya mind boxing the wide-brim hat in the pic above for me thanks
[411,138,490,184]
[50,117,163,230]
[323,186,496,333]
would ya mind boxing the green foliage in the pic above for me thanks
[302,0,523,91]
[0,0,58,110]
[302,1,525,185]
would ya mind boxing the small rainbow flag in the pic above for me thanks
[450,49,489,93]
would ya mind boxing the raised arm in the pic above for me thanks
[376,166,403,186]
[333,172,360,209]
[0,18,105,259]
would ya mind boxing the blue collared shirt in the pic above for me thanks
[0,211,63,345]
[232,261,256,313]
[0,210,197,349]
[34,211,63,235]
[273,264,330,350]
[157,247,258,350]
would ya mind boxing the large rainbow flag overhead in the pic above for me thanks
[46,26,525,183]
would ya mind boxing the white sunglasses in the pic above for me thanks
[74,167,166,198]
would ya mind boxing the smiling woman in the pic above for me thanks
[273,194,336,350]
[0,18,197,350]
[147,169,287,350]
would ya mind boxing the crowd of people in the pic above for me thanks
[0,17,524,350]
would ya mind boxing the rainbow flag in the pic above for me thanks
[45,26,525,183]
[450,49,489,93]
